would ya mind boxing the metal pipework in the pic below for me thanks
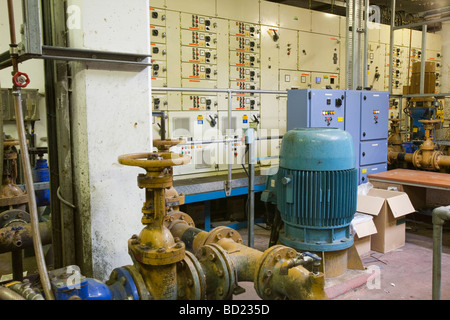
[0,285,25,300]
[118,152,191,300]
[7,0,54,300]
[432,205,450,300]
[388,119,450,170]
[388,118,405,153]
[165,212,328,300]
[0,221,52,254]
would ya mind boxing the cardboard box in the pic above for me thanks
[351,212,377,257]
[357,189,415,253]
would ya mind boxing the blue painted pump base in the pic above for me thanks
[279,222,354,252]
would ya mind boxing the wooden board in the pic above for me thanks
[367,169,450,190]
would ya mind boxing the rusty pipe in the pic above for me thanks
[167,218,328,300]
[217,237,263,282]
[388,151,414,165]
[388,150,450,170]
[270,262,328,300]
[170,222,260,282]
[0,221,52,254]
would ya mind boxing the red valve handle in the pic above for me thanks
[12,72,31,88]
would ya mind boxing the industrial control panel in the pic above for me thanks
[287,89,346,130]
[287,89,389,184]
[149,0,442,178]
[168,111,220,176]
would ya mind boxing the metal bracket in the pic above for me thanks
[0,0,152,70]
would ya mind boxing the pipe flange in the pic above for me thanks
[176,250,206,300]
[120,265,152,300]
[203,226,243,246]
[254,245,297,300]
[137,171,174,189]
[166,194,185,208]
[128,239,185,266]
[164,211,195,230]
[432,151,444,171]
[195,243,237,300]
[153,139,186,152]
[106,266,149,300]
[412,150,422,168]
[0,209,30,228]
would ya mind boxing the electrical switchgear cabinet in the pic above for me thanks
[287,89,389,184]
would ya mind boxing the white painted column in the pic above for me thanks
[68,0,152,281]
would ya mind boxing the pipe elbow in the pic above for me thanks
[432,206,450,226]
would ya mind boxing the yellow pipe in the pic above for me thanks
[272,263,328,300]
[437,154,450,167]
[167,219,328,300]
[217,237,263,282]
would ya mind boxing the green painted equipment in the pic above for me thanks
[275,128,358,252]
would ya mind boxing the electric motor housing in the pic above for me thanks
[276,128,358,252]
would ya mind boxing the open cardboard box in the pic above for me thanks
[357,188,415,253]
[351,212,377,257]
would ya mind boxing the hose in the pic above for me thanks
[7,0,54,300]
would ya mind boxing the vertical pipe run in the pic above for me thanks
[226,89,232,196]
[420,25,427,95]
[388,0,396,94]
[351,0,358,89]
[247,128,255,248]
[433,221,442,300]
[345,1,350,89]
[432,206,450,300]
[363,0,369,88]
[7,0,54,300]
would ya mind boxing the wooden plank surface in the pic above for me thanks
[367,169,450,189]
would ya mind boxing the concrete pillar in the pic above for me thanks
[68,0,152,280]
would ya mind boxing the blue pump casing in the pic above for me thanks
[49,265,139,300]
[33,158,50,207]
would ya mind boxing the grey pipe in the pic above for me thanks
[362,0,369,88]
[388,0,396,94]
[419,25,427,95]
[0,286,25,300]
[247,128,255,248]
[151,87,287,95]
[226,89,233,196]
[432,205,450,300]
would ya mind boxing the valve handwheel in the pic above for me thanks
[12,72,31,88]
[118,152,190,170]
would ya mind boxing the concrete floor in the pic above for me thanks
[233,218,450,300]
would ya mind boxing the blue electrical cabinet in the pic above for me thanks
[287,89,346,130]
[287,89,389,184]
